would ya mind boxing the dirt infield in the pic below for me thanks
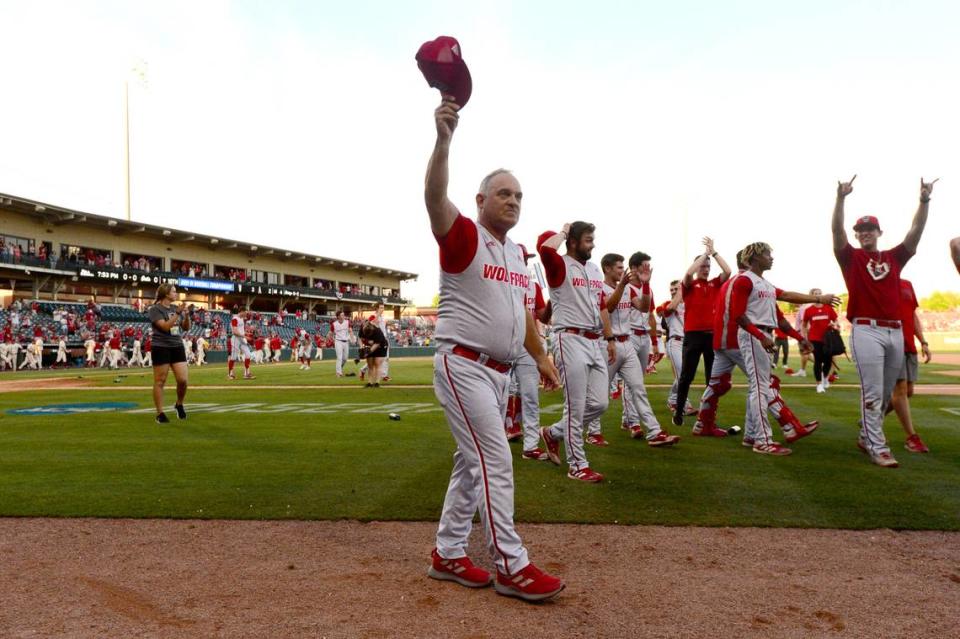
[2,519,958,638]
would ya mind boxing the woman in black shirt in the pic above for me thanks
[359,317,389,387]
[147,283,191,423]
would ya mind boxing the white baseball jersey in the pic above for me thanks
[627,284,653,331]
[331,320,351,341]
[664,302,685,339]
[548,256,604,332]
[603,282,635,336]
[742,271,779,328]
[434,216,529,362]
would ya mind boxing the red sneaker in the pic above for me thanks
[540,427,561,465]
[505,424,522,442]
[692,422,728,438]
[610,389,622,400]
[427,548,493,588]
[752,442,792,456]
[567,467,604,483]
[522,448,550,461]
[827,373,838,383]
[904,434,930,453]
[620,421,633,431]
[647,431,680,447]
[585,433,609,447]
[871,452,899,468]
[495,563,565,602]
[742,436,755,448]
[629,425,645,440]
[784,420,819,443]
[244,374,256,380]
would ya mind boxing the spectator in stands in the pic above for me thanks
[148,283,190,424]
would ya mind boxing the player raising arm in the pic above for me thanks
[831,175,937,468]
[425,96,564,603]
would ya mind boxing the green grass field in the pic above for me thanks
[1,357,958,529]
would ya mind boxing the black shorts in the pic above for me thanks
[152,345,186,366]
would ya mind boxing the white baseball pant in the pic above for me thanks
[665,337,692,411]
[740,328,776,446]
[335,340,349,374]
[545,332,609,472]
[621,333,659,429]
[56,349,67,364]
[433,351,529,576]
[513,354,543,453]
[850,322,904,457]
[587,338,662,439]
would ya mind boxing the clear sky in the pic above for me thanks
[1,0,958,305]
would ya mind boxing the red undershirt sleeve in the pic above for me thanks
[534,284,546,311]
[434,213,478,275]
[730,277,764,339]
[536,232,567,288]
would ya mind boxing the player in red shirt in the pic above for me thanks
[832,175,937,468]
[886,279,932,453]
[801,290,839,393]
[672,237,731,426]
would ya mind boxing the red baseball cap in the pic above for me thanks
[853,215,881,231]
[416,36,472,108]
[518,243,536,259]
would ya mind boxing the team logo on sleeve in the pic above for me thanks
[866,258,890,281]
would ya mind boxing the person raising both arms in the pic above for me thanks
[832,175,937,468]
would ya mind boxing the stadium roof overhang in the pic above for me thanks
[0,192,418,281]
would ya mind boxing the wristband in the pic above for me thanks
[641,281,650,295]
[711,252,718,258]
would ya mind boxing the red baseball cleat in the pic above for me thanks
[692,422,728,437]
[752,442,792,456]
[629,425,646,440]
[610,389,622,400]
[742,436,755,448]
[904,434,930,453]
[522,448,551,461]
[540,427,561,465]
[495,563,565,602]
[427,548,493,588]
[567,467,604,483]
[585,433,609,447]
[505,424,522,441]
[647,431,680,447]
[784,420,819,443]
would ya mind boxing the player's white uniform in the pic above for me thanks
[196,337,207,365]
[261,339,270,364]
[331,319,351,375]
[586,283,665,440]
[540,250,609,473]
[663,302,692,412]
[183,338,195,364]
[737,271,780,446]
[433,215,531,576]
[9,342,21,369]
[298,330,312,365]
[55,338,68,365]
[230,316,253,361]
[129,339,143,367]
[515,279,545,453]
[0,344,9,370]
[84,339,96,365]
[619,283,660,430]
[98,341,111,368]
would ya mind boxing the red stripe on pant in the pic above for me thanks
[748,337,769,445]
[441,354,510,575]
[558,332,574,470]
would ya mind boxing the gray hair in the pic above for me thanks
[478,168,513,196]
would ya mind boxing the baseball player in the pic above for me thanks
[790,303,812,377]
[619,251,667,437]
[587,253,679,447]
[142,335,153,367]
[886,278,931,453]
[514,243,553,460]
[657,280,695,416]
[951,237,960,274]
[537,221,615,482]
[84,337,96,367]
[0,342,10,371]
[298,328,313,370]
[832,175,936,468]
[128,335,144,367]
[376,304,391,381]
[8,340,22,370]
[694,250,831,445]
[195,335,208,366]
[672,237,732,426]
[98,337,111,368]
[55,336,68,367]
[725,243,835,454]
[261,333,272,364]
[424,97,564,601]
[270,334,283,363]
[19,338,38,370]
[182,337,195,365]
[330,311,352,376]
[227,306,255,380]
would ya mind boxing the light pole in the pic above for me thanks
[123,60,147,222]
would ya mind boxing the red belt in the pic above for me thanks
[451,345,511,374]
[562,328,601,339]
[854,318,902,329]
[613,335,630,342]
[632,329,647,336]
